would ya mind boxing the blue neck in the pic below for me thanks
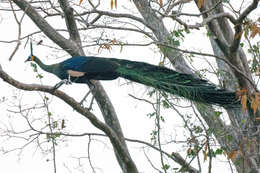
[33,56,55,74]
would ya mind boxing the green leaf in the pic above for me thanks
[213,111,222,118]
[162,100,169,108]
[172,40,180,46]
[226,135,233,143]
[160,116,165,122]
[162,164,170,170]
[55,134,61,138]
[30,63,38,72]
[147,112,156,118]
[52,121,58,129]
[215,148,223,155]
[36,74,43,79]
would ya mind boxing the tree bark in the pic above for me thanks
[196,0,260,172]
[11,0,138,172]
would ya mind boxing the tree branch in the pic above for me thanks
[230,0,259,53]
[12,0,80,56]
[171,12,236,30]
[58,0,83,50]
[0,64,137,173]
[11,1,137,172]
[82,9,152,31]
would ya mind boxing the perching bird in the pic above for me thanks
[25,54,240,108]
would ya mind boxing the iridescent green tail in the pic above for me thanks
[110,58,239,107]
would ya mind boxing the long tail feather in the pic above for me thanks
[110,58,239,107]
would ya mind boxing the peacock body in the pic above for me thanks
[26,55,239,107]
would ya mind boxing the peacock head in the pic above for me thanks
[26,39,36,62]
[25,54,36,62]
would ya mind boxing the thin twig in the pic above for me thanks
[87,136,96,173]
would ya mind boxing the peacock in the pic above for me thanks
[25,54,240,108]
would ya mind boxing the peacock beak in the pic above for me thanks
[25,55,34,62]
[25,58,29,63]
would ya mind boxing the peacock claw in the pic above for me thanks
[79,81,95,109]
[64,79,72,85]
[53,79,72,90]
[79,96,94,111]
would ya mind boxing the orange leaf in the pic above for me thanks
[241,94,248,112]
[197,0,205,9]
[111,0,113,9]
[98,45,102,53]
[236,88,247,97]
[256,92,260,102]
[79,0,83,5]
[159,0,163,6]
[111,39,117,45]
[104,43,111,50]
[251,92,260,115]
[227,150,237,161]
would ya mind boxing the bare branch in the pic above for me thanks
[12,0,80,56]
[82,9,151,30]
[58,0,83,51]
[0,65,138,173]
[230,0,259,53]
[237,0,259,24]
[8,0,26,61]
[173,12,236,30]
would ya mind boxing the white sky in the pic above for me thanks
[0,1,252,172]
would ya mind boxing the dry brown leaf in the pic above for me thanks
[258,17,260,23]
[250,23,260,38]
[137,2,142,9]
[234,30,243,40]
[193,146,197,154]
[115,0,117,8]
[203,149,207,162]
[227,150,237,161]
[251,97,258,114]
[159,0,163,6]
[104,43,111,50]
[111,0,113,9]
[197,0,205,9]
[79,0,83,5]
[111,39,117,45]
[256,117,260,121]
[37,40,43,45]
[241,94,248,112]
[187,148,192,155]
[250,93,260,115]
[98,45,102,53]
[61,119,65,129]
[257,65,260,73]
[236,88,247,97]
